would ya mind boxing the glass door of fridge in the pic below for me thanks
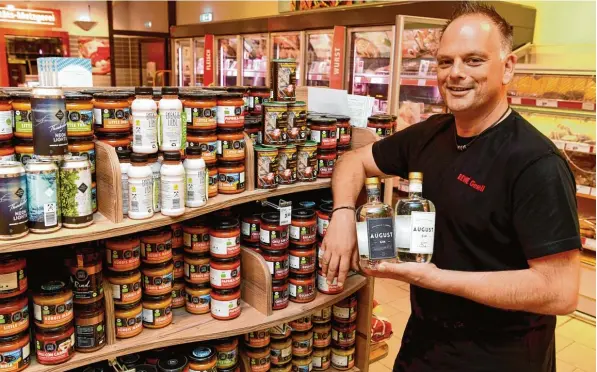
[217,36,239,86]
[174,38,193,87]
[306,30,333,87]
[272,32,303,86]
[194,37,205,87]
[348,27,395,114]
[242,34,268,87]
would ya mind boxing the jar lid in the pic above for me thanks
[289,272,315,280]
[291,208,315,219]
[217,160,244,168]
[80,88,105,95]
[272,278,289,287]
[108,268,140,279]
[211,216,239,229]
[163,151,181,162]
[254,145,278,153]
[115,299,141,310]
[217,127,244,135]
[96,132,130,139]
[0,331,27,344]
[249,86,271,92]
[142,293,171,302]
[324,114,350,121]
[260,248,288,256]
[37,280,69,296]
[10,91,31,99]
[34,321,74,335]
[185,147,202,156]
[68,136,94,143]
[116,149,132,160]
[188,345,216,363]
[211,255,240,264]
[157,354,188,372]
[298,201,316,209]
[368,115,392,123]
[187,127,217,135]
[212,286,240,295]
[260,212,280,224]
[15,138,33,145]
[131,153,149,163]
[93,92,131,100]
[319,202,333,213]
[143,260,174,270]
[244,115,262,125]
[180,91,217,99]
[184,251,210,260]
[118,353,142,367]
[227,86,249,93]
[65,93,93,101]
[217,92,243,99]
[185,281,211,290]
[134,364,158,372]
[309,117,337,125]
[161,87,179,95]
[135,87,153,96]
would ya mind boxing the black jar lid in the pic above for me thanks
[65,92,93,101]
[319,202,333,213]
[131,153,149,163]
[135,87,153,96]
[187,345,216,364]
[161,87,179,95]
[157,354,188,372]
[93,91,131,100]
[291,208,315,220]
[163,151,181,162]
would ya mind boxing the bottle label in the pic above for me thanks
[161,178,185,211]
[289,282,315,302]
[409,211,435,254]
[159,110,184,150]
[132,111,158,150]
[121,174,129,214]
[95,107,131,129]
[152,171,161,212]
[367,217,395,260]
[186,168,208,205]
[216,348,238,369]
[66,109,93,133]
[259,226,289,249]
[409,182,422,193]
[312,355,330,369]
[129,177,153,214]
[0,110,13,135]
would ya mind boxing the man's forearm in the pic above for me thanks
[331,150,367,208]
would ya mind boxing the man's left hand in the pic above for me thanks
[363,262,440,287]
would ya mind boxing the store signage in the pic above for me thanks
[200,12,213,23]
[0,5,61,27]
[204,34,215,86]
[330,26,346,89]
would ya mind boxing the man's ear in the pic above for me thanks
[503,53,517,85]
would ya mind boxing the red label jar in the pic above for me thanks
[210,256,241,289]
[331,322,356,347]
[289,244,316,275]
[244,329,270,348]
[241,213,261,244]
[210,217,241,258]
[260,213,289,250]
[217,93,245,128]
[333,294,357,323]
[309,117,337,149]
[105,236,141,272]
[367,115,393,139]
[35,323,76,365]
[291,330,313,357]
[316,148,336,178]
[184,252,210,284]
[316,269,343,295]
[288,273,316,303]
[328,115,351,145]
[290,209,316,245]
[0,295,29,337]
[140,228,173,264]
[182,91,217,130]
[32,281,74,329]
[260,249,289,280]
[272,279,289,311]
[0,254,27,299]
[312,322,331,348]
[316,203,332,238]
[183,218,211,253]
[246,346,271,372]
[248,86,270,115]
[218,161,246,194]
[211,287,241,320]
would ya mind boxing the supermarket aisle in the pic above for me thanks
[370,278,597,372]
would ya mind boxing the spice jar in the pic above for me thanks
[170,223,184,249]
[316,203,332,238]
[173,248,184,279]
[367,115,393,139]
[14,138,33,165]
[11,92,31,139]
[185,282,211,315]
[270,323,292,340]
[93,92,131,133]
[262,102,288,146]
[260,213,289,250]
[245,329,270,348]
[114,300,143,339]
[270,336,292,365]
[210,217,241,258]
[310,117,337,149]
[272,278,289,311]
[187,129,217,166]
[208,165,218,198]
[184,252,210,284]
[217,93,244,128]
[292,353,313,372]
[331,322,356,347]
[68,136,96,173]
[289,273,316,303]
[211,287,241,320]
[287,101,308,144]
[34,323,75,365]
[107,269,142,305]
[141,228,173,264]
[312,346,331,371]
[312,322,331,348]
[333,295,357,323]
[312,307,332,324]
[210,256,241,289]
[171,279,185,309]
[214,337,238,369]
[241,213,261,244]
[218,161,246,194]
[261,249,289,280]
[183,218,210,253]
[316,148,336,178]
[142,261,174,296]
[0,295,29,337]
[331,344,355,370]
[296,141,318,182]
[288,244,316,275]
[217,128,246,161]
[291,329,313,356]
[74,297,106,352]
[187,345,217,372]
[142,294,173,329]
[0,254,27,299]
[65,93,94,137]
[96,132,131,151]
[182,91,217,130]
[32,281,74,328]
[0,332,30,371]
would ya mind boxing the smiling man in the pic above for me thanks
[321,2,581,372]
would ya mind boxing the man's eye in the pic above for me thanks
[467,58,484,65]
[438,60,452,67]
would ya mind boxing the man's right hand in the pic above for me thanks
[320,209,358,287]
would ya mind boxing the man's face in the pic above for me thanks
[436,15,510,114]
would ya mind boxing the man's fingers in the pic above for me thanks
[326,255,340,284]
[337,256,350,287]
[320,240,331,273]
[351,249,360,272]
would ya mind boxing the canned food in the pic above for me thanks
[60,156,93,228]
[25,159,61,233]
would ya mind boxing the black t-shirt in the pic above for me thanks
[372,111,581,370]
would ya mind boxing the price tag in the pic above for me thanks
[279,206,292,226]
[582,102,595,111]
[536,99,558,108]
[510,97,521,105]
[565,142,591,153]
[552,140,565,150]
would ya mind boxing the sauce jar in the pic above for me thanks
[331,344,355,370]
[142,261,174,296]
[157,354,187,372]
[246,346,271,372]
[211,287,241,320]
[292,353,313,372]
[248,86,270,115]
[290,209,317,246]
[270,323,292,340]
[68,136,96,173]
[316,203,332,238]
[241,213,261,244]
[317,270,343,295]
[183,218,210,253]
[271,362,292,372]
[245,329,270,348]
[107,269,142,305]
[287,101,308,144]
[105,234,139,273]
[217,93,244,128]
[182,91,217,130]
[114,301,143,339]
[218,161,246,194]
[32,281,74,328]
[210,256,241,289]
[173,248,184,279]
[141,228,173,264]
[316,149,336,178]
[65,93,94,137]
[217,128,246,162]
[260,213,289,250]
[270,336,292,365]
[0,295,29,337]
[0,332,30,371]
[0,141,14,162]
[262,102,288,146]
[185,282,211,315]
[331,322,356,347]
[96,132,131,151]
[289,273,316,303]
[35,322,75,365]
[367,115,393,139]
[214,337,238,369]
[289,244,316,276]
[296,141,318,182]
[68,258,103,301]
[184,252,210,284]
[171,279,185,309]
[0,254,27,299]
[142,294,173,329]
[207,165,218,198]
[272,278,289,311]
[312,346,331,371]
[309,117,337,150]
[260,249,289,280]
[93,92,131,133]
[291,329,313,356]
[312,322,331,348]
[187,345,217,372]
[333,294,357,323]
[170,223,184,249]
[0,93,12,141]
[11,92,32,139]
[187,129,217,166]
[312,307,332,324]
[74,297,106,352]
[209,217,241,258]
[325,115,351,145]
[290,315,312,332]
[255,145,279,189]
[277,145,297,185]
[14,138,33,165]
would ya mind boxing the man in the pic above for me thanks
[321,2,581,371]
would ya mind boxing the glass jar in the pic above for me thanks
[241,213,261,244]
[290,209,317,246]
[272,278,289,311]
[0,295,29,337]
[207,165,218,198]
[270,323,292,340]
[277,145,297,185]
[245,329,270,348]
[217,128,246,162]
[309,117,337,149]
[331,322,356,347]
[248,86,270,115]
[0,332,30,371]
[0,141,15,162]
[214,337,238,369]
[316,203,332,238]
[312,346,331,371]
[0,93,12,141]
[114,300,143,339]
[312,307,332,324]
[142,294,173,329]
[288,273,316,303]
[141,261,174,296]
[217,161,246,194]
[11,92,32,139]
[187,345,217,372]
[170,223,184,249]
[327,115,351,145]
[331,344,355,370]
[187,128,217,166]
[65,93,94,137]
[171,279,185,309]
[34,323,75,365]
[316,269,343,295]
[367,115,393,139]
[173,248,184,279]
[270,336,292,365]
[67,257,103,301]
[211,287,241,320]
[291,353,313,372]
[209,217,241,258]
[182,91,217,130]
[184,252,210,284]
[140,228,173,264]
[74,297,106,352]
[185,282,211,315]
[107,269,142,305]
[291,329,313,357]
[312,322,331,348]
[0,254,27,299]
[246,346,270,372]
[244,115,262,145]
[290,315,312,332]
[93,92,131,133]
[260,212,290,250]
[217,93,245,128]
[260,248,290,280]
[316,148,336,178]
[333,294,357,323]
[183,218,211,253]
[210,256,241,289]
[32,281,74,328]
[14,138,33,165]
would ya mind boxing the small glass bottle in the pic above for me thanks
[356,177,395,270]
[395,172,435,263]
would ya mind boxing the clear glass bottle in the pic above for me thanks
[356,177,396,270]
[395,172,436,263]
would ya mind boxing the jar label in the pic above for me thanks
[317,216,329,237]
[317,272,342,293]
[249,355,270,372]
[241,221,260,242]
[183,231,210,252]
[297,147,318,181]
[106,244,141,271]
[31,97,68,156]
[132,111,158,151]
[0,173,28,237]
[216,138,246,158]
[372,127,392,138]
[313,330,331,347]
[331,329,356,345]
[171,287,186,308]
[312,355,330,369]
[187,107,216,126]
[0,301,29,335]
[186,168,208,206]
[259,226,289,249]
[293,361,312,372]
[0,110,13,135]
[0,342,30,370]
[310,129,336,147]
[337,126,352,145]
[218,171,245,192]
[141,239,173,263]
[292,338,312,354]
[184,261,210,283]
[264,256,289,279]
[270,345,292,364]
[69,266,103,300]
[26,168,61,230]
[14,109,32,134]
[272,285,289,310]
[289,253,315,273]
[256,150,279,189]
[75,319,106,350]
[0,270,26,295]
[94,107,131,129]
[210,235,240,256]
[289,225,317,244]
[216,105,244,125]
[277,152,297,185]
[161,178,185,212]
[60,166,93,224]
[210,266,241,288]
[331,352,354,369]
[115,312,142,337]
[185,292,210,313]
[208,171,218,195]
[173,256,184,278]
[289,282,315,302]
[217,348,238,368]
[33,299,73,326]
[142,304,172,326]
[70,149,96,174]
[129,177,153,215]
[290,316,312,330]
[67,109,93,134]
[211,297,241,318]
[36,331,75,364]
[317,158,335,178]
[143,272,173,293]
[263,110,288,145]
[187,141,217,162]
[158,110,184,150]
[312,307,331,323]
[332,306,353,321]
[111,280,142,303]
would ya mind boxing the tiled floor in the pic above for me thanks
[369,278,596,372]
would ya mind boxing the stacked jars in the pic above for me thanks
[183,216,211,316]
[309,117,337,179]
[94,91,133,152]
[312,307,333,371]
[326,114,352,157]
[291,315,314,372]
[331,294,358,370]
[244,329,271,372]
[367,114,395,139]
[259,212,291,308]
[214,337,240,371]
[171,223,186,309]
[12,91,32,165]
[315,201,335,293]
[288,208,317,305]
[269,323,292,372]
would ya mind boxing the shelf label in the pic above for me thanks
[536,99,558,108]
[577,185,591,195]
[510,97,521,105]
[582,102,595,111]
[565,142,591,153]
[552,140,565,150]
[279,206,291,226]
[591,187,597,196]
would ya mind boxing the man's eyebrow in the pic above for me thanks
[436,51,490,59]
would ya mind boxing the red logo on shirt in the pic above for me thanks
[457,173,486,192]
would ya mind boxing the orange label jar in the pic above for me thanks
[32,281,74,328]
[333,294,357,323]
[0,331,30,371]
[260,213,289,250]
[289,273,316,303]
[142,294,173,329]
[316,203,332,238]
[186,345,217,372]
[11,92,32,139]
[0,295,29,337]
[290,315,312,332]
[65,93,94,137]
[291,330,313,356]
[184,252,210,284]
[260,249,289,280]
[272,278,289,311]
[187,129,217,166]
[270,336,292,365]
[316,270,343,295]
[74,297,106,352]
[331,322,356,347]
[173,248,184,279]
[185,282,211,315]
[210,256,240,289]
[182,91,217,130]
[296,141,318,182]
[35,323,75,365]
[141,228,173,264]
[246,346,271,372]
[218,161,246,194]
[277,145,297,185]
[241,213,261,244]
[245,329,270,348]
[171,279,186,309]
[211,287,241,320]
[170,223,184,249]
[96,132,131,151]
[217,128,246,162]
[0,93,12,141]
[142,261,174,296]
[290,209,316,245]
[108,269,142,305]
[208,166,218,198]
[309,117,337,149]
[312,322,331,348]
[289,244,316,274]
[254,146,279,189]
[367,115,393,139]
[183,219,211,253]
[316,149,336,178]
[217,93,245,128]
[93,92,131,133]
[0,254,27,299]
[209,218,241,258]
[14,138,33,165]
[68,259,103,301]
[114,300,143,339]
[214,337,238,369]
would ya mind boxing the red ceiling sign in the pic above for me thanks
[0,5,61,27]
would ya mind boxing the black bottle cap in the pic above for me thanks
[130,153,149,163]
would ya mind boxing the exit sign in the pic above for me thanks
[200,13,212,22]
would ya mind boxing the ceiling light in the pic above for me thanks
[73,5,97,32]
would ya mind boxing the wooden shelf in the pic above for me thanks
[26,274,367,372]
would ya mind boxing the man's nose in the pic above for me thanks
[449,60,466,80]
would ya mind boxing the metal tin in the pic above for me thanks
[278,145,297,185]
[60,156,93,228]
[287,101,308,144]
[296,141,318,182]
[0,161,28,239]
[25,159,61,233]
[262,102,288,146]
[254,146,279,190]
[271,59,297,102]
[31,87,68,158]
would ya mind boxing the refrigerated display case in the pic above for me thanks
[306,30,333,87]
[174,38,193,87]
[272,32,303,86]
[242,34,268,87]
[194,37,205,87]
[347,27,395,114]
[217,35,239,86]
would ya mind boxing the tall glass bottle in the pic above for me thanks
[395,172,435,263]
[356,177,395,270]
